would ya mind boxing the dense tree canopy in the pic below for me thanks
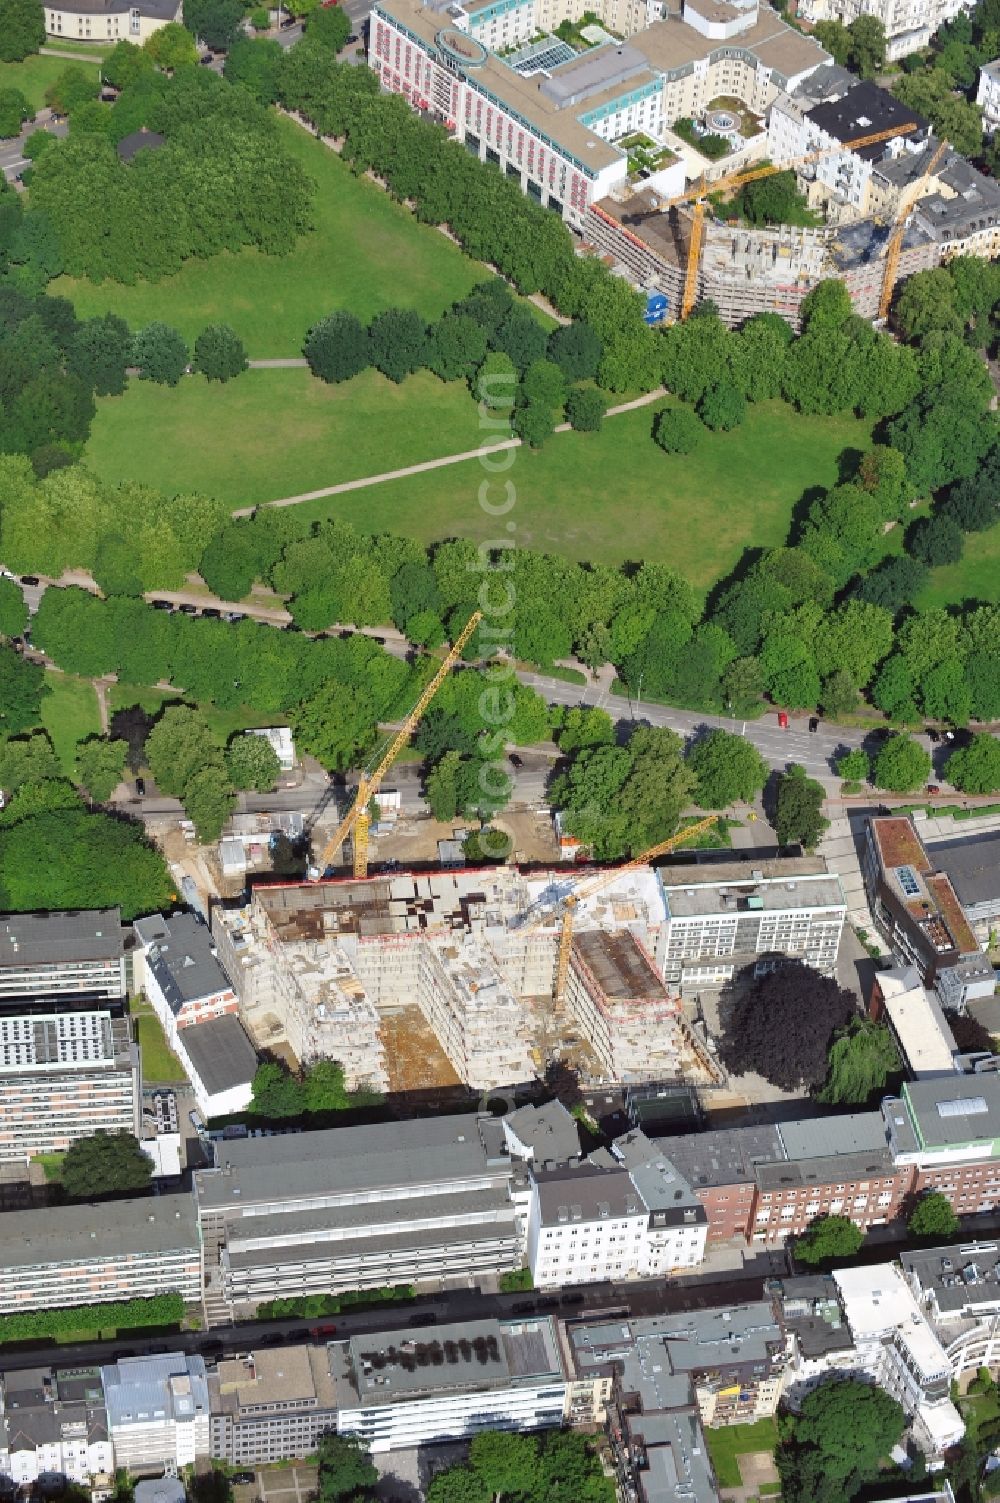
[908,1190,959,1240]
[774,764,828,849]
[1,0,45,61]
[777,1377,905,1503]
[719,963,856,1091]
[61,1130,153,1199]
[818,1019,900,1106]
[687,729,767,809]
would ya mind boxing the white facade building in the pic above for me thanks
[332,1317,567,1452]
[133,913,239,1045]
[0,910,126,1006]
[170,1014,257,1120]
[797,0,975,61]
[0,1369,113,1491]
[43,0,181,43]
[101,1355,210,1472]
[977,61,1000,130]
[872,965,959,1080]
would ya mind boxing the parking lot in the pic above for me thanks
[235,1466,317,1503]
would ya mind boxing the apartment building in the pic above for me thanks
[798,0,974,59]
[101,1355,210,1472]
[133,913,239,1044]
[863,817,995,1011]
[0,910,126,1007]
[44,0,180,42]
[0,1010,140,1162]
[171,1014,257,1120]
[656,857,847,991]
[978,59,1000,129]
[903,1240,1000,1377]
[0,1367,112,1490]
[193,1113,523,1315]
[209,1347,338,1466]
[525,1130,707,1287]
[331,1316,567,1452]
[0,1194,201,1316]
[369,0,826,228]
[885,1074,1000,1214]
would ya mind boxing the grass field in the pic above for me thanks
[85,367,485,505]
[40,672,101,776]
[130,999,185,1083]
[704,1417,780,1489]
[0,52,100,112]
[53,116,490,355]
[917,516,1000,609]
[286,398,872,586]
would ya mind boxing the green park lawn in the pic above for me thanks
[53,116,489,355]
[130,998,185,1083]
[704,1417,780,1490]
[40,671,101,776]
[85,367,485,506]
[917,515,1000,609]
[290,398,872,587]
[0,53,100,113]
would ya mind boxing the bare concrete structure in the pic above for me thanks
[213,867,719,1092]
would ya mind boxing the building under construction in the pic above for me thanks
[212,867,720,1095]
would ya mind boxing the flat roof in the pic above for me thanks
[661,868,844,919]
[0,910,123,969]
[336,1316,562,1406]
[573,929,668,1001]
[179,1015,257,1097]
[504,1100,581,1165]
[778,1112,888,1162]
[902,1241,1000,1315]
[869,818,980,957]
[632,3,827,81]
[929,832,1000,910]
[902,1075,1000,1150]
[658,1123,785,1188]
[213,1344,337,1413]
[834,1265,949,1378]
[881,980,957,1077]
[769,1274,852,1358]
[196,1112,506,1211]
[806,79,927,157]
[0,1193,197,1271]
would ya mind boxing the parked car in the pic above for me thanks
[19,575,39,586]
[201,607,222,619]
[135,777,146,797]
[224,611,246,623]
[808,717,819,732]
[199,52,214,63]
[232,1475,256,1486]
[927,784,941,795]
[926,728,940,743]
[151,599,174,611]
[179,603,198,615]
[509,753,523,768]
[777,711,789,729]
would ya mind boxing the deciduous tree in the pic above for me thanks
[818,1019,899,1105]
[719,962,855,1092]
[0,0,45,61]
[225,731,281,792]
[76,737,128,802]
[132,322,188,386]
[61,1130,153,1199]
[793,1215,864,1267]
[687,728,767,809]
[908,1190,958,1240]
[193,323,247,382]
[653,405,702,454]
[774,763,827,848]
[947,734,1000,794]
[874,733,931,792]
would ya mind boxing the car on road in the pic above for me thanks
[202,607,222,619]
[179,603,199,615]
[151,599,174,611]
[225,611,246,623]
[19,575,39,586]
[808,717,819,732]
[135,777,146,797]
[509,753,523,768]
[777,711,789,729]
[199,52,214,63]
[927,784,941,795]
[926,728,940,742]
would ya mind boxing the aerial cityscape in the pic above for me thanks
[0,0,999,1497]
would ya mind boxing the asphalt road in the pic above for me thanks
[0,109,65,184]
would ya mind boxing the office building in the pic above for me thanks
[171,1014,257,1120]
[656,857,847,991]
[369,0,827,229]
[0,1010,141,1162]
[928,830,1000,945]
[0,910,126,1007]
[331,1316,567,1452]
[0,1194,201,1316]
[209,1346,338,1465]
[0,1367,112,1489]
[903,1240,1000,1377]
[885,1074,1000,1214]
[43,0,180,43]
[101,1355,210,1472]
[194,1114,523,1317]
[870,965,960,1080]
[133,913,239,1043]
[213,867,717,1094]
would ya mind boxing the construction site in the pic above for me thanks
[211,865,722,1097]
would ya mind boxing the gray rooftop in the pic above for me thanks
[135,1481,186,1503]
[929,833,1000,911]
[778,1112,887,1162]
[533,1159,643,1225]
[227,1216,518,1273]
[768,1275,853,1358]
[225,1184,514,1254]
[101,1354,209,1430]
[504,1100,581,1166]
[627,1408,718,1503]
[654,1124,785,1188]
[0,910,123,970]
[196,1113,509,1212]
[539,41,650,108]
[179,1015,257,1098]
[660,868,844,919]
[756,1146,895,1191]
[0,1193,197,1270]
[135,913,233,1015]
[336,1317,563,1406]
[611,1130,707,1227]
[902,1241,1000,1317]
[903,1075,1000,1151]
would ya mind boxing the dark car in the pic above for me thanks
[232,1475,256,1486]
[135,777,146,797]
[808,717,819,732]
[201,607,222,619]
[152,599,174,611]
[347,32,358,41]
[179,603,199,615]
[927,784,941,795]
[926,728,940,743]
[509,753,523,768]
[199,52,214,63]
[19,575,39,586]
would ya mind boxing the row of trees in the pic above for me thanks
[143,703,280,840]
[248,1056,380,1120]
[28,66,313,284]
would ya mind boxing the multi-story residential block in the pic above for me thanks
[656,857,847,992]
[885,1074,1000,1215]
[0,1367,113,1490]
[0,1010,141,1162]
[503,1099,582,1166]
[331,1316,567,1452]
[101,1355,210,1472]
[369,0,827,229]
[0,911,126,1008]
[978,60,1000,129]
[0,1194,201,1316]
[798,0,974,60]
[193,1114,523,1316]
[133,913,239,1043]
[927,830,1000,949]
[43,0,180,43]
[863,817,995,1011]
[902,1240,1000,1377]
[870,965,960,1080]
[209,1347,338,1466]
[170,1014,257,1120]
[525,1131,707,1287]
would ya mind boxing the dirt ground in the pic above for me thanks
[380,1005,462,1093]
[369,808,559,867]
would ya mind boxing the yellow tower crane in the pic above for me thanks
[520,812,721,1007]
[665,122,919,320]
[313,610,483,880]
[877,137,949,322]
